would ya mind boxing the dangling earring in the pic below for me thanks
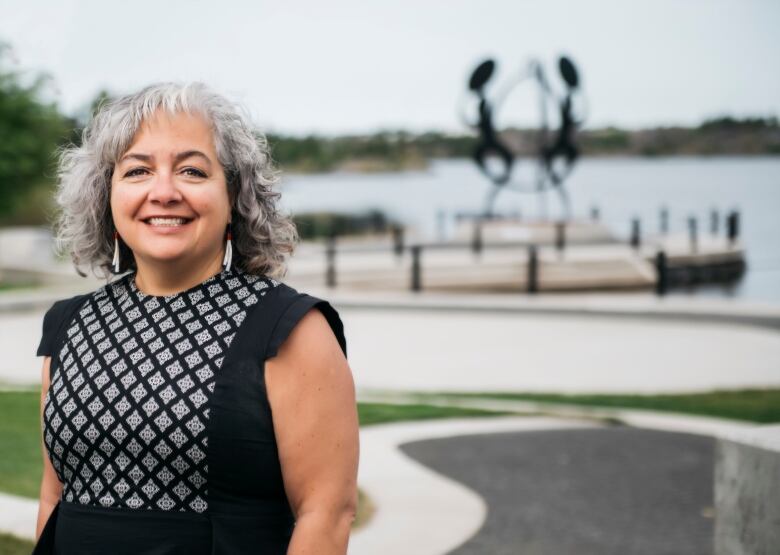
[222,222,233,271]
[112,230,121,274]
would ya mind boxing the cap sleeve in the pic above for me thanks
[36,295,87,357]
[265,289,347,361]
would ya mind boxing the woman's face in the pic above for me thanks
[110,109,231,272]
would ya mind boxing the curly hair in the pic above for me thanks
[52,81,298,280]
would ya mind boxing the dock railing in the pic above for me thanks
[317,208,743,296]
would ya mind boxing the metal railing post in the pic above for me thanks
[471,218,483,255]
[554,221,566,254]
[527,245,538,294]
[688,216,698,253]
[392,225,404,257]
[325,234,337,288]
[630,218,641,250]
[410,245,422,292]
[655,250,668,296]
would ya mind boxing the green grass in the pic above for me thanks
[1,392,513,544]
[0,391,516,500]
[4,387,775,549]
[0,532,34,554]
[406,389,780,424]
[5,386,777,501]
[0,280,39,293]
[0,391,42,499]
[357,401,517,427]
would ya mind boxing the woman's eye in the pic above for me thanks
[124,167,149,177]
[182,167,207,178]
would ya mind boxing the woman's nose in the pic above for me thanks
[147,169,183,204]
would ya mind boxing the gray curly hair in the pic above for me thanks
[52,81,298,280]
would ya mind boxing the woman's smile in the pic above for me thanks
[141,216,196,234]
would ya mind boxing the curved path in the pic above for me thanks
[346,410,749,555]
[400,427,714,555]
[347,416,600,555]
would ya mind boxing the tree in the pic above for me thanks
[0,40,71,223]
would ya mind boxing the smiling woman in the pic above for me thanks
[110,110,233,292]
[32,82,358,555]
[54,83,294,283]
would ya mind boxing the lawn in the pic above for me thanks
[0,390,515,549]
[6,386,774,552]
[404,388,780,423]
[5,387,777,500]
[0,531,33,555]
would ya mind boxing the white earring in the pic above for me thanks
[112,231,120,273]
[222,223,233,271]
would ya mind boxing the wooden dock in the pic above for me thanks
[286,220,746,294]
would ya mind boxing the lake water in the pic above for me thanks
[280,157,780,303]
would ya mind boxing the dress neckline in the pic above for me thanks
[127,266,235,301]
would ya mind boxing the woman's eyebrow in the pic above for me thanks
[119,152,152,164]
[173,150,212,167]
[118,150,212,167]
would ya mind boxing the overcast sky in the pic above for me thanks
[1,0,778,135]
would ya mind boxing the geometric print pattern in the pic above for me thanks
[42,267,279,513]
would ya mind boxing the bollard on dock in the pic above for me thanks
[554,221,566,254]
[710,208,719,236]
[392,224,404,257]
[630,218,641,250]
[471,218,483,255]
[727,210,740,246]
[325,234,337,288]
[527,245,539,294]
[410,245,422,292]
[688,216,698,253]
[655,250,668,296]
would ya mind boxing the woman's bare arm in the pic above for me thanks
[265,308,359,555]
[36,356,63,540]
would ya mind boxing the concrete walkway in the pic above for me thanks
[349,416,600,555]
[349,403,754,555]
[4,285,780,392]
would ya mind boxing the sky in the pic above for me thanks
[0,0,778,135]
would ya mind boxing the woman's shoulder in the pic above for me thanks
[36,291,93,357]
[36,276,124,357]
[258,278,347,360]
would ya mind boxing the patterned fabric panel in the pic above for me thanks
[42,268,279,513]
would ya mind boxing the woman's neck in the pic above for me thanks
[132,252,225,297]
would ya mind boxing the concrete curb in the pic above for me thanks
[4,281,780,331]
[0,491,37,541]
[714,424,780,554]
[293,283,780,332]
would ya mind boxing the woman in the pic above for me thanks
[32,82,359,554]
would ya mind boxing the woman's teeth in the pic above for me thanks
[146,217,189,226]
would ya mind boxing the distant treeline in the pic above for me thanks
[574,116,780,157]
[267,131,475,173]
[269,116,780,172]
[292,209,401,240]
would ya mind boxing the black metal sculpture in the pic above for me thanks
[466,60,514,186]
[459,55,587,221]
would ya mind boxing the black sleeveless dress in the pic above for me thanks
[32,266,347,555]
